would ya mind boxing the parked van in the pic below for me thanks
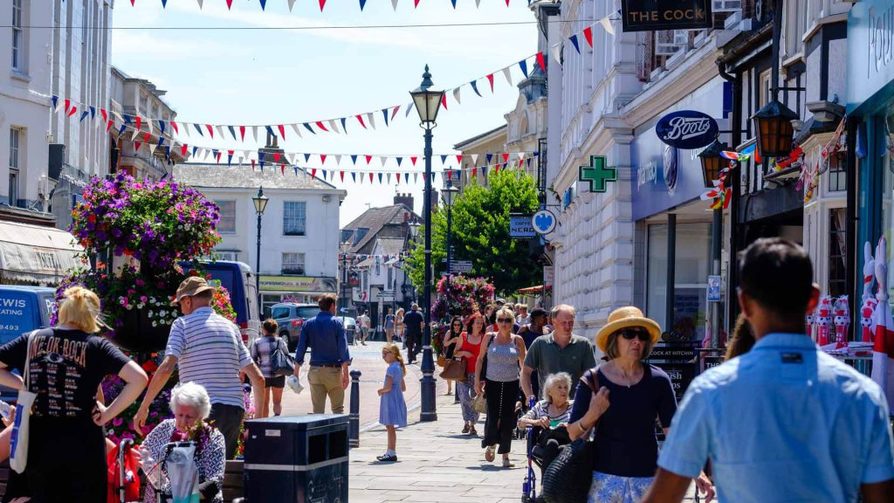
[182,261,261,345]
[0,286,55,400]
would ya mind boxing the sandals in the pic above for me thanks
[502,457,514,468]
[462,423,471,434]
[484,445,496,462]
[469,426,478,437]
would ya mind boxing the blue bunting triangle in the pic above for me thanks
[382,108,389,126]
[341,117,348,133]
[470,81,482,97]
[396,157,403,166]
[228,125,237,141]
[79,111,90,122]
[259,0,267,9]
[569,35,581,54]
[259,152,266,170]
[266,125,276,139]
[294,167,300,176]
[359,0,367,9]
[350,155,358,165]
[303,123,316,134]
[191,146,198,157]
[518,60,529,78]
[440,155,448,164]
[158,137,165,147]
[89,106,96,119]
[378,173,383,184]
[351,172,357,182]
[193,123,204,136]
[304,153,311,163]
[486,153,493,164]
[51,95,59,110]
[157,120,166,135]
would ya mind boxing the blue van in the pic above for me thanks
[182,261,260,345]
[0,286,55,346]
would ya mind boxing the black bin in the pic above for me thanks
[244,414,349,502]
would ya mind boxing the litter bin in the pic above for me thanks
[244,414,349,502]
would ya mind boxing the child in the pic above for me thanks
[377,343,407,462]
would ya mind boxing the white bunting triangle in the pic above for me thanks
[503,67,513,85]
[413,173,419,183]
[216,125,226,141]
[289,123,301,139]
[453,87,462,105]
[391,0,398,10]
[328,119,340,134]
[287,0,297,10]
[551,43,562,64]
[149,143,158,155]
[367,112,376,129]
[471,153,479,165]
[474,0,481,7]
[380,156,389,167]
[182,122,191,138]
[196,0,203,7]
[334,154,342,165]
[600,15,615,36]
[252,126,259,143]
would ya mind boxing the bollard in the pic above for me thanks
[349,369,361,448]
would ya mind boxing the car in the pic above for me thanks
[271,303,321,350]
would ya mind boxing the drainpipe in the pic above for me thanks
[717,60,742,338]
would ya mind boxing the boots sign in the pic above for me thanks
[621,0,712,32]
[655,110,719,150]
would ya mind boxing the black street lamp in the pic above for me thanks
[251,186,269,317]
[410,65,445,422]
[442,179,459,294]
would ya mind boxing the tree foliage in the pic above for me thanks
[405,169,540,295]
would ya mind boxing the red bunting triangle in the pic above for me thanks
[501,152,509,163]
[225,0,233,8]
[239,126,246,141]
[472,167,477,177]
[215,151,222,163]
[320,154,328,165]
[63,98,71,114]
[206,124,214,138]
[134,141,142,152]
[318,0,326,10]
[340,171,345,182]
[135,116,142,132]
[414,0,420,6]
[251,159,256,170]
[312,168,317,178]
[67,105,78,118]
[278,124,286,140]
[486,74,495,92]
[315,121,329,132]
[411,156,418,166]
[446,169,452,180]
[396,173,402,183]
[181,145,188,157]
[130,0,135,5]
[365,155,373,164]
[494,164,501,173]
[441,94,448,111]
[170,120,179,134]
[100,108,108,122]
[281,165,285,175]
[356,115,367,129]
[272,153,281,163]
[369,172,374,182]
[456,154,463,165]
[106,120,114,132]
[536,52,547,73]
[391,105,401,120]
[583,27,593,48]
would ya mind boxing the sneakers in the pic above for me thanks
[376,454,398,462]
[484,445,496,462]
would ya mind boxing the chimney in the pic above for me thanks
[394,192,414,210]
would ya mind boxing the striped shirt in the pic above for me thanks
[251,335,288,378]
[166,307,252,409]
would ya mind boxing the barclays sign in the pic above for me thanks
[655,110,718,150]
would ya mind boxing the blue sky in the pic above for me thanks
[111,0,538,225]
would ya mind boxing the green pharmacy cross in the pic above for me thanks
[578,155,616,193]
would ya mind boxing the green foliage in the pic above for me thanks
[405,169,541,295]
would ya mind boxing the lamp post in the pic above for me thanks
[699,140,727,350]
[252,187,269,317]
[410,65,445,422]
[442,179,459,291]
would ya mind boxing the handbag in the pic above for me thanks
[10,331,38,474]
[472,393,487,414]
[437,355,447,367]
[439,358,466,380]
[271,338,297,377]
[541,370,600,503]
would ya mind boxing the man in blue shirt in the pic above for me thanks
[294,293,352,414]
[644,238,894,503]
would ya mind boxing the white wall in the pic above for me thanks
[0,0,53,208]
[201,187,341,280]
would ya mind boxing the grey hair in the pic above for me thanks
[541,372,572,403]
[169,381,212,419]
[550,304,576,319]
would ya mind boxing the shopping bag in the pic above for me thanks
[10,331,38,474]
[167,442,200,503]
[472,393,487,414]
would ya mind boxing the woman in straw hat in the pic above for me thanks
[565,306,712,503]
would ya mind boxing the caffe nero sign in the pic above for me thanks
[655,110,718,150]
[621,0,713,32]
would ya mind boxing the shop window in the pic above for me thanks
[828,208,846,297]
[827,153,846,192]
[283,201,306,236]
[281,252,305,275]
[215,200,236,233]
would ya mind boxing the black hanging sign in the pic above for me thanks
[621,0,713,32]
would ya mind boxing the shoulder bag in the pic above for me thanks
[11,330,39,474]
[271,338,297,377]
[541,369,601,503]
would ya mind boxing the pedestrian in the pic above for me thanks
[142,382,226,503]
[566,306,711,503]
[394,308,405,344]
[403,304,424,364]
[518,307,551,348]
[250,318,289,418]
[516,304,530,326]
[448,312,485,436]
[521,304,596,404]
[357,311,371,346]
[376,343,408,462]
[442,315,464,396]
[484,304,497,331]
[136,276,266,459]
[517,372,573,476]
[724,312,754,361]
[475,307,527,467]
[644,238,894,503]
[0,286,148,501]
[384,307,396,344]
[293,293,352,414]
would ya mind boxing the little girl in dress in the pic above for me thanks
[377,343,407,462]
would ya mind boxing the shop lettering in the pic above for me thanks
[868,3,894,79]
[627,8,706,23]
[638,161,657,188]
[0,298,26,309]
[663,116,713,141]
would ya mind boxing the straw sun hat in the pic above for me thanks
[595,306,661,353]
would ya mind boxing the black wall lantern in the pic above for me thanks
[698,139,728,187]
[751,100,799,159]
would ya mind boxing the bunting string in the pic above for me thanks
[132,0,528,12]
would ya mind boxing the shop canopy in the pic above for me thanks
[0,221,84,285]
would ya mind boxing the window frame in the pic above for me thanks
[282,201,307,236]
[8,128,21,206]
[11,0,24,72]
[281,252,306,275]
[215,200,237,234]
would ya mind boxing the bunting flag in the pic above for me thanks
[486,74,495,93]
[536,52,547,73]
[518,60,529,78]
[139,0,528,10]
[569,34,581,54]
[583,27,594,48]
[470,80,482,97]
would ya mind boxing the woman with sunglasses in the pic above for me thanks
[566,306,706,503]
[451,312,486,436]
[474,307,527,467]
[442,316,464,397]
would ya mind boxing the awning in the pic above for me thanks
[517,284,552,294]
[0,221,84,285]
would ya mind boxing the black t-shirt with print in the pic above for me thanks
[0,328,131,418]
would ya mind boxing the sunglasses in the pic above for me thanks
[619,330,650,342]
[497,318,514,323]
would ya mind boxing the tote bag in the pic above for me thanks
[10,331,38,474]
[271,338,297,377]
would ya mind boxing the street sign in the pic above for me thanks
[655,110,719,150]
[621,0,712,32]
[450,261,473,274]
[376,289,395,300]
[531,210,557,235]
[509,214,536,239]
[578,156,616,193]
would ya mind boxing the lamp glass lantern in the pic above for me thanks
[410,65,445,128]
[698,139,728,187]
[442,183,459,207]
[252,187,269,215]
[751,100,799,158]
